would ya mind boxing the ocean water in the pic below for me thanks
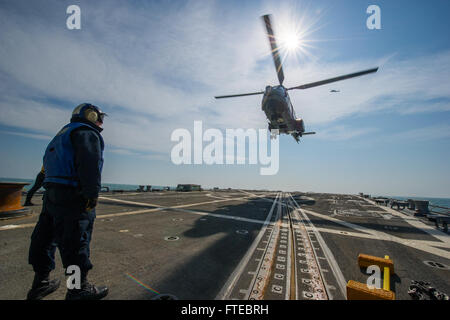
[1,177,449,211]
[376,195,450,214]
[0,177,175,191]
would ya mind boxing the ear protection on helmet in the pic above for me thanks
[85,108,98,123]
[72,103,105,124]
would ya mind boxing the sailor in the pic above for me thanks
[27,103,108,300]
[24,166,45,206]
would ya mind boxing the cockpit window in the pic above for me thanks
[272,86,285,95]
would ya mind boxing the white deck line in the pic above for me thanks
[302,208,450,260]
[0,193,277,232]
[313,226,450,249]
[248,194,282,300]
[362,197,450,244]
[290,194,348,298]
[284,195,292,300]
[98,196,164,207]
[215,192,281,300]
[171,207,268,225]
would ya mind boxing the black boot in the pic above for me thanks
[26,272,61,300]
[65,271,108,300]
[24,198,34,206]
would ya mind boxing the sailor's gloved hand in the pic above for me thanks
[85,198,98,210]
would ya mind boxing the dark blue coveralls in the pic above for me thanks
[25,167,45,205]
[28,118,104,275]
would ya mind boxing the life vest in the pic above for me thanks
[43,122,104,186]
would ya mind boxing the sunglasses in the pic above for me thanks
[98,112,107,123]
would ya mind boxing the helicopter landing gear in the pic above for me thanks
[292,132,301,143]
[270,128,279,140]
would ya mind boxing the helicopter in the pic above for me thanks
[215,14,378,142]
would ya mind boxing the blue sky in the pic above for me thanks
[0,0,449,197]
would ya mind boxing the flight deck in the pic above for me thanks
[0,190,449,300]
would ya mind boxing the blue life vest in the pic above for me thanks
[43,122,104,187]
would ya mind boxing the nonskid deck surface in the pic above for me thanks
[0,190,449,300]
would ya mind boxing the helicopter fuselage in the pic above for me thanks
[261,85,305,137]
[215,14,377,142]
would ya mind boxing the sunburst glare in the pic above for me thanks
[280,31,301,52]
[267,4,327,66]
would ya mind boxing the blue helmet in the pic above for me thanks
[71,103,107,125]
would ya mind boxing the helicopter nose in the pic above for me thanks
[266,97,285,114]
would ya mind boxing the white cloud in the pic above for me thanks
[0,130,52,141]
[0,0,449,157]
[285,51,450,125]
[0,97,68,134]
[391,124,450,142]
[107,148,140,156]
[316,125,377,141]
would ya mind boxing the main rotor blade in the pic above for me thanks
[262,14,285,85]
[287,67,379,90]
[215,91,264,99]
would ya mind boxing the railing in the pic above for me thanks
[429,204,450,216]
[372,197,450,216]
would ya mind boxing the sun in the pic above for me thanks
[277,20,311,61]
[281,32,301,52]
[271,8,324,63]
